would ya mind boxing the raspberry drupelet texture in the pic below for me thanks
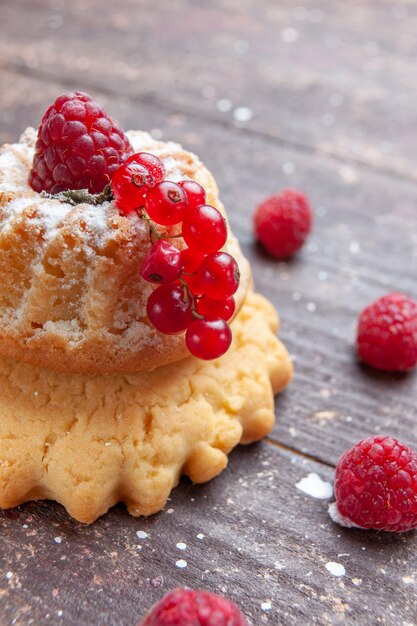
[332,435,417,532]
[140,588,249,626]
[29,91,132,194]
[254,188,313,259]
[356,292,417,372]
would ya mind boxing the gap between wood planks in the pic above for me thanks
[265,436,335,468]
[2,60,416,187]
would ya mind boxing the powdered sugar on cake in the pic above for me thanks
[0,126,250,373]
[0,128,201,245]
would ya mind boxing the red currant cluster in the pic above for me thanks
[112,152,240,360]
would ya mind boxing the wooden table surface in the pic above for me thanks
[1,1,417,624]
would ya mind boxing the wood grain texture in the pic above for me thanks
[1,445,416,626]
[1,0,417,179]
[1,0,417,624]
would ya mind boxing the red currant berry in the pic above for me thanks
[185,317,232,360]
[126,152,165,184]
[146,181,188,226]
[196,295,236,321]
[182,205,227,253]
[140,240,181,284]
[179,248,207,293]
[178,179,206,209]
[112,162,154,214]
[180,247,206,272]
[147,283,193,334]
[196,252,240,299]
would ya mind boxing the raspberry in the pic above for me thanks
[29,91,132,194]
[331,435,417,532]
[140,588,249,626]
[356,292,417,371]
[254,189,313,259]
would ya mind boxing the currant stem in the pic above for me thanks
[140,208,161,241]
[178,277,204,320]
[45,183,114,206]
[139,208,182,241]
[162,232,183,239]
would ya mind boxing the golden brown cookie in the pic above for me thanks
[0,129,251,375]
[0,291,292,523]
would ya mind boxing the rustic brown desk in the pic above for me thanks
[0,1,416,624]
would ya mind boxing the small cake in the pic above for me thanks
[0,92,292,522]
[0,128,250,374]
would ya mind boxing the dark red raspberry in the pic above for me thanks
[356,292,417,372]
[254,189,313,259]
[29,91,132,194]
[141,588,249,626]
[332,435,417,532]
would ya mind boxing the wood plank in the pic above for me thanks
[1,6,417,625]
[1,443,416,626]
[0,68,416,467]
[1,0,417,179]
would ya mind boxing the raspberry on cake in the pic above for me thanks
[29,91,133,194]
[140,588,249,626]
[329,435,417,533]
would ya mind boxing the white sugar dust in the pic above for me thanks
[325,562,346,577]
[296,473,333,499]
